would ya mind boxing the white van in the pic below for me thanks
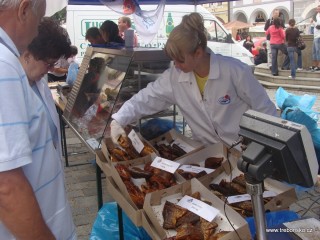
[66,4,254,66]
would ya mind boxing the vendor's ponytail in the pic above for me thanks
[165,12,208,62]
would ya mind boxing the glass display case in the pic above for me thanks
[63,47,171,152]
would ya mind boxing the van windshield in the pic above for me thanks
[205,20,229,43]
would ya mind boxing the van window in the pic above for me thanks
[205,20,229,43]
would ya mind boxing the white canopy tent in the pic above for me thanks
[46,0,234,16]
[46,0,235,44]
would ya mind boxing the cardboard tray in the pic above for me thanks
[101,136,158,164]
[175,142,234,181]
[143,178,251,240]
[109,155,186,226]
[95,150,112,177]
[147,129,204,160]
[200,166,298,214]
[105,176,144,226]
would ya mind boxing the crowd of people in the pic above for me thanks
[55,5,320,84]
[0,1,278,237]
[260,6,320,79]
[0,2,142,239]
[85,17,138,48]
[1,1,319,238]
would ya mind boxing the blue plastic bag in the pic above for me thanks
[281,107,318,132]
[246,210,300,238]
[139,118,184,140]
[276,87,316,110]
[281,107,320,173]
[66,62,79,86]
[90,202,151,240]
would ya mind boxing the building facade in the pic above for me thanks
[202,2,229,23]
[230,0,318,26]
[204,0,319,33]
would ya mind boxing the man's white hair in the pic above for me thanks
[0,0,42,13]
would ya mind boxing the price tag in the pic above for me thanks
[86,138,100,149]
[128,130,144,153]
[179,165,214,174]
[262,191,277,198]
[227,191,277,204]
[177,195,219,222]
[151,157,180,174]
[172,139,195,153]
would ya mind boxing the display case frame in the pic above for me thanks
[63,47,171,153]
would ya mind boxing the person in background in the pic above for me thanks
[85,27,105,45]
[255,13,265,23]
[285,19,303,79]
[47,44,71,82]
[254,42,268,65]
[47,56,69,82]
[73,57,106,117]
[118,16,138,47]
[309,18,315,35]
[243,35,254,53]
[241,29,248,40]
[110,12,277,148]
[279,11,286,27]
[264,9,285,68]
[0,1,76,239]
[266,17,289,76]
[99,20,124,47]
[66,45,79,86]
[309,5,320,71]
[235,29,242,41]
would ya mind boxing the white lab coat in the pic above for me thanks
[112,50,277,146]
[35,79,62,158]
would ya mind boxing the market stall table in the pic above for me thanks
[51,86,69,167]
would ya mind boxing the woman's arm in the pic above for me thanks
[112,69,175,126]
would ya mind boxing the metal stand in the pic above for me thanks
[245,174,267,240]
[238,141,275,240]
[95,163,103,210]
[117,204,124,240]
[56,106,69,167]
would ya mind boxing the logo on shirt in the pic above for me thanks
[218,95,231,104]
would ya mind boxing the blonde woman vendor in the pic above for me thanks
[111,12,277,147]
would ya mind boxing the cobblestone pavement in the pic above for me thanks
[64,88,320,240]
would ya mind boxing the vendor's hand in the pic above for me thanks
[110,120,126,144]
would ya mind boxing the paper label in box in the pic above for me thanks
[177,195,219,222]
[172,138,194,153]
[128,130,144,153]
[227,191,277,204]
[179,165,214,174]
[131,178,147,188]
[86,138,100,149]
[151,157,180,174]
